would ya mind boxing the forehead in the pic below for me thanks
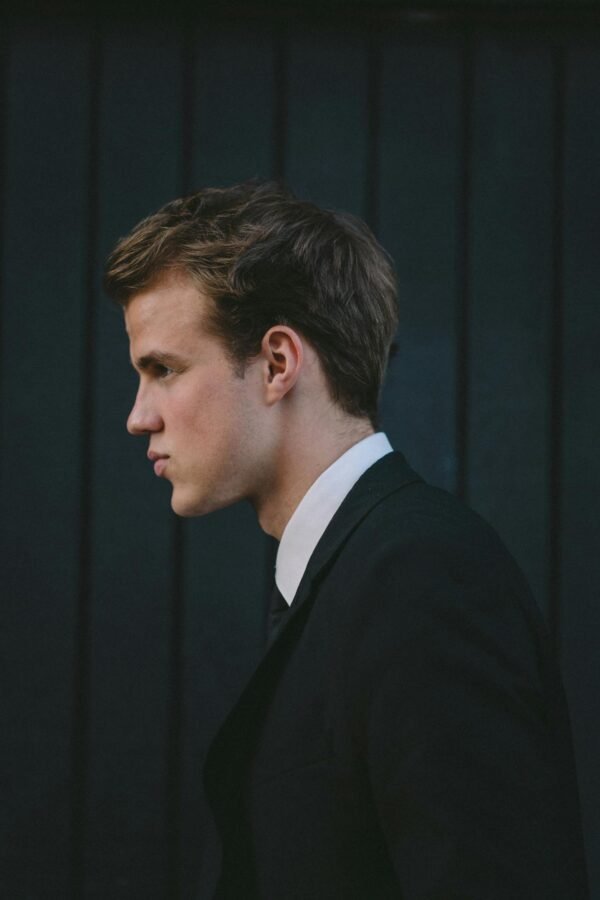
[124,274,209,349]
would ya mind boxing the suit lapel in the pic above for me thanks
[284,451,422,621]
[203,451,423,826]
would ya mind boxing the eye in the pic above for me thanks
[155,364,175,380]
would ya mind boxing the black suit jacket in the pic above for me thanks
[203,452,588,899]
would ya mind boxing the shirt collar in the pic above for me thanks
[275,432,393,605]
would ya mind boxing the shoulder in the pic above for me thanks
[311,450,550,670]
[322,470,551,688]
[340,474,528,597]
[331,449,521,574]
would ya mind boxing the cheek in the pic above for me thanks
[177,383,237,440]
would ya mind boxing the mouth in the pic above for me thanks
[147,450,170,478]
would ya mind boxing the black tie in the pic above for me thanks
[267,584,289,643]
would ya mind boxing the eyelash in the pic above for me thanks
[156,365,175,379]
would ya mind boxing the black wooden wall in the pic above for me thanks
[1,6,599,898]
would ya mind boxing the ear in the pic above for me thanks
[261,326,304,404]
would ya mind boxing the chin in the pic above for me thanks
[169,487,197,517]
[170,495,204,518]
[170,488,232,519]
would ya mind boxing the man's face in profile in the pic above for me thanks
[125,273,268,517]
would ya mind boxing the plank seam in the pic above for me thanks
[272,25,288,180]
[364,32,381,236]
[455,26,473,503]
[72,21,102,900]
[548,40,565,653]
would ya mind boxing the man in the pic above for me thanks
[105,182,588,898]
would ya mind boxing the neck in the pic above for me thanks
[254,414,374,540]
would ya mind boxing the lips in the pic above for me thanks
[147,450,169,478]
[153,458,168,477]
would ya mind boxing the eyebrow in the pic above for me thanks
[133,351,187,371]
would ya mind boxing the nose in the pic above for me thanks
[127,385,163,436]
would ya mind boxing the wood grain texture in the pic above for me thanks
[0,25,90,899]
[561,37,600,900]
[467,33,554,614]
[379,33,462,492]
[85,26,183,899]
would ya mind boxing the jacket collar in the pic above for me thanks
[275,450,423,633]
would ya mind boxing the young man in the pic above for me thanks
[105,182,588,899]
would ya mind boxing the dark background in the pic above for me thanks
[1,1,599,897]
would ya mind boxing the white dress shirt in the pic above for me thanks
[275,432,393,605]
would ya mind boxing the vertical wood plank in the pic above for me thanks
[378,32,462,490]
[0,25,90,899]
[467,34,554,612]
[561,38,600,900]
[286,28,368,214]
[182,24,276,898]
[86,26,183,899]
[192,24,276,187]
